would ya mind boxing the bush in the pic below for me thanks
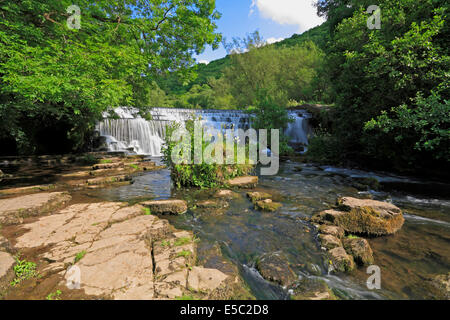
[162,119,254,188]
[306,129,342,164]
[250,92,294,156]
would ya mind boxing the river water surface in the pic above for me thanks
[85,159,450,300]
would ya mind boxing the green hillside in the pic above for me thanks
[158,22,329,95]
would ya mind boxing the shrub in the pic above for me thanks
[162,118,254,188]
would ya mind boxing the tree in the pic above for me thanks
[222,32,325,107]
[0,0,221,154]
[310,0,450,170]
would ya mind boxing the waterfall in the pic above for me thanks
[97,107,312,156]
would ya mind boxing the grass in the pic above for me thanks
[142,207,152,216]
[129,164,139,170]
[176,250,192,258]
[347,234,359,239]
[10,255,38,287]
[160,240,171,247]
[46,290,62,300]
[173,237,191,247]
[99,159,113,164]
[74,250,87,263]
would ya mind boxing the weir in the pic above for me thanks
[96,107,312,156]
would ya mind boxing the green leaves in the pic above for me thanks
[0,0,221,154]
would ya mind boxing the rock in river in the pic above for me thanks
[255,252,297,287]
[318,234,342,250]
[291,278,336,300]
[312,197,404,236]
[141,199,188,215]
[343,237,374,266]
[226,176,258,188]
[328,247,355,273]
[255,199,282,212]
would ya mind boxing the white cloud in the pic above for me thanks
[251,0,325,32]
[266,37,284,44]
[198,60,210,65]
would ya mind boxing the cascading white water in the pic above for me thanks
[285,110,313,145]
[97,107,312,156]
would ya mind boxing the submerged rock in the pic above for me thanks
[291,278,336,300]
[214,189,237,199]
[196,200,229,209]
[255,199,282,212]
[226,176,258,188]
[312,197,404,236]
[255,252,297,287]
[0,192,71,225]
[328,247,355,273]
[141,199,188,215]
[343,237,374,266]
[86,174,132,186]
[246,191,272,203]
[428,273,450,300]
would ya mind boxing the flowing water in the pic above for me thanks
[90,108,449,300]
[84,159,450,300]
[97,107,312,156]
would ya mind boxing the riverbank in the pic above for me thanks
[0,153,253,300]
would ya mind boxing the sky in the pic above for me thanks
[195,0,325,64]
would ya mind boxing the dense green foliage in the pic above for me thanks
[154,24,332,108]
[162,119,253,188]
[308,0,449,172]
[0,0,221,155]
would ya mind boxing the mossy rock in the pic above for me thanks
[312,197,404,236]
[291,278,337,300]
[343,238,374,266]
[255,199,282,212]
[246,192,272,203]
[328,247,355,273]
[255,252,296,287]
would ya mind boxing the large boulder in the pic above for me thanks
[0,192,71,225]
[141,199,188,215]
[328,247,355,273]
[343,238,374,266]
[255,252,297,287]
[312,197,404,236]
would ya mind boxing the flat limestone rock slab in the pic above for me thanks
[0,192,71,225]
[226,176,258,188]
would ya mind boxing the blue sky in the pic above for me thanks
[195,0,325,63]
